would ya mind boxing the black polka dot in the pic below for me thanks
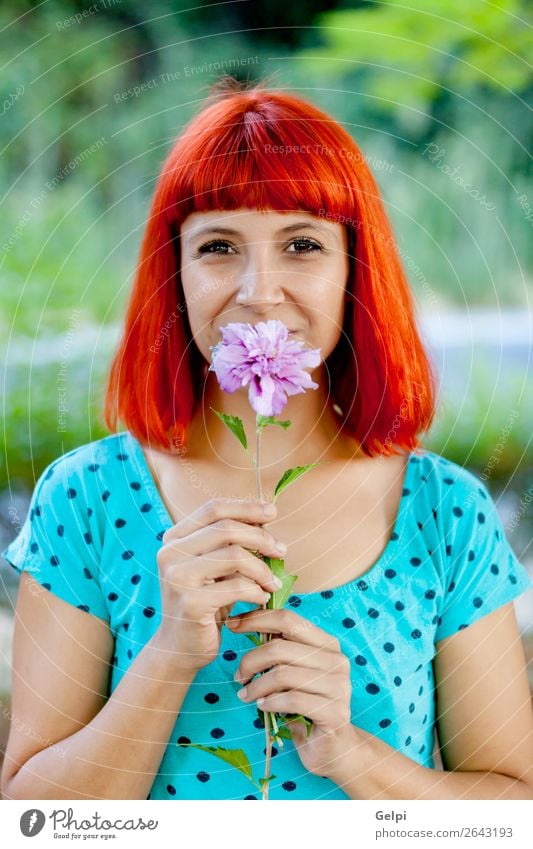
[393,676,402,686]
[458,623,468,630]
[355,654,367,665]
[210,728,225,739]
[131,574,141,585]
[443,477,454,485]
[87,507,93,517]
[42,582,51,591]
[143,606,156,618]
[367,608,379,618]
[177,736,191,746]
[123,623,129,631]
[83,532,92,544]
[122,550,134,560]
[35,505,41,517]
[115,518,126,528]
[197,772,210,783]
[204,692,220,704]
[410,557,421,567]
[102,490,110,501]
[88,464,100,472]
[140,503,152,513]
[411,629,422,639]
[127,649,133,659]
[50,555,59,566]
[78,604,90,612]
[57,524,64,536]
[424,590,436,599]
[473,597,483,608]
[156,530,165,541]
[390,532,399,541]
[83,568,93,581]
[418,744,425,754]
[30,542,39,554]
[108,592,118,602]
[383,642,395,653]
[379,718,391,728]
[116,453,129,461]
[130,481,141,491]
[468,549,475,562]
[253,717,265,729]
[409,702,415,713]
[395,601,405,611]
[490,563,499,575]
[366,683,380,695]
[342,617,355,628]
[402,488,410,496]
[67,488,77,499]
[223,650,237,662]
[45,468,54,479]
[448,581,456,592]
[418,685,424,696]
[289,595,301,607]
[384,569,396,579]
[477,512,485,523]
[320,590,334,599]
[446,544,452,556]
[244,795,258,800]
[357,580,368,591]
[263,746,278,757]
[282,780,296,791]
[509,574,517,585]
[452,506,463,517]
[167,784,176,795]
[405,736,412,745]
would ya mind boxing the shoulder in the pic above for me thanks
[411,448,493,514]
[32,431,132,499]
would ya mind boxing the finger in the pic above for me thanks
[183,547,282,593]
[186,576,272,611]
[227,608,340,653]
[254,691,333,727]
[165,518,285,560]
[236,640,344,683]
[162,497,276,541]
[237,666,335,703]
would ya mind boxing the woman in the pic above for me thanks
[2,77,532,801]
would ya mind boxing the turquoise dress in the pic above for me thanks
[3,431,532,800]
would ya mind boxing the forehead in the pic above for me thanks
[179,208,346,241]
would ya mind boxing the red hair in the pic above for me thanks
[103,76,438,457]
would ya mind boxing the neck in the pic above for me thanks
[182,365,359,473]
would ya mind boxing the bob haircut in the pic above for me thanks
[104,75,438,457]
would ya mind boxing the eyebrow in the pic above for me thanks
[185,219,335,241]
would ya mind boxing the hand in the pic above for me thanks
[227,607,355,778]
[155,497,286,672]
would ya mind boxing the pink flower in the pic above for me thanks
[208,320,321,416]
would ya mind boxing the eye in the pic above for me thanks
[287,237,324,254]
[196,239,236,256]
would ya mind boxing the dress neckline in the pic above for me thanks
[124,430,420,599]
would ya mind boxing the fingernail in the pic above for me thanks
[237,687,248,700]
[227,617,241,629]
[272,576,283,588]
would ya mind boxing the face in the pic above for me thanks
[179,208,350,366]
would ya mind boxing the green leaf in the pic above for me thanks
[274,463,323,498]
[263,557,299,609]
[245,633,262,646]
[177,742,257,786]
[272,725,292,741]
[284,714,314,737]
[259,775,277,789]
[256,415,292,431]
[210,408,247,450]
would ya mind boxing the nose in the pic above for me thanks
[235,255,284,312]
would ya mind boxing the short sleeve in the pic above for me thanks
[435,476,533,642]
[1,453,110,624]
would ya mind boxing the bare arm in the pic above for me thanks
[1,575,194,800]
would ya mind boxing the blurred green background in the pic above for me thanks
[0,0,532,763]
[1,0,532,522]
